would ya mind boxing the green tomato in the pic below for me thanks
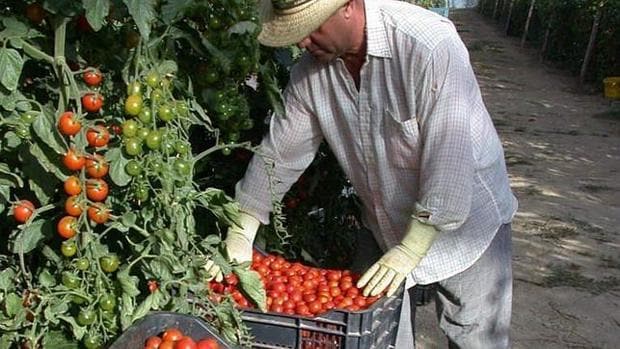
[83,335,101,349]
[161,139,176,155]
[122,120,139,138]
[62,272,80,289]
[75,258,90,271]
[134,186,149,201]
[136,127,150,140]
[157,104,174,122]
[145,71,160,89]
[125,160,142,176]
[227,132,240,143]
[205,70,219,85]
[99,294,117,311]
[145,130,162,150]
[174,159,192,176]
[77,308,96,326]
[100,255,120,273]
[15,125,30,139]
[174,141,190,155]
[138,108,152,123]
[127,81,142,96]
[221,147,232,156]
[175,101,189,117]
[21,111,39,124]
[151,89,163,103]
[240,118,254,130]
[61,240,77,257]
[208,15,222,30]
[124,138,143,156]
[124,94,143,116]
[149,159,163,173]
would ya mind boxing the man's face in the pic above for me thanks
[297,7,351,63]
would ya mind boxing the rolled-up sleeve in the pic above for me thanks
[414,36,477,231]
[236,83,324,224]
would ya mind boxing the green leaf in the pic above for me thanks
[117,267,140,297]
[123,0,156,40]
[149,259,173,280]
[196,188,240,227]
[131,293,157,322]
[0,334,15,349]
[0,17,29,38]
[42,245,63,268]
[82,0,109,31]
[107,148,132,186]
[20,145,62,204]
[38,269,57,288]
[5,292,22,317]
[120,293,135,330]
[0,162,23,187]
[44,301,68,325]
[157,60,178,76]
[0,48,24,91]
[42,331,77,349]
[235,267,267,312]
[2,131,21,148]
[32,109,65,155]
[0,269,16,291]
[57,315,87,340]
[228,21,259,35]
[10,219,50,254]
[160,0,193,24]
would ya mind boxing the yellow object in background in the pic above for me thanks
[603,77,620,100]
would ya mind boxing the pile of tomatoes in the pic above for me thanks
[144,328,220,349]
[209,251,380,317]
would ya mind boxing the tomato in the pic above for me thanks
[127,81,142,96]
[174,101,189,117]
[64,176,82,195]
[86,179,109,202]
[109,123,122,135]
[159,341,175,349]
[134,186,149,201]
[58,111,81,136]
[15,125,30,139]
[174,337,197,349]
[124,138,143,156]
[88,203,110,224]
[98,294,116,311]
[135,127,149,140]
[21,111,38,124]
[85,155,109,178]
[144,336,162,349]
[25,3,45,24]
[100,255,120,273]
[145,71,160,89]
[240,118,254,130]
[75,258,90,271]
[174,141,190,155]
[76,308,96,326]
[162,328,183,342]
[122,120,139,137]
[138,108,152,123]
[63,149,86,171]
[83,335,101,349]
[57,216,78,239]
[125,160,142,176]
[196,339,219,349]
[64,195,82,217]
[208,15,222,30]
[62,272,80,289]
[161,139,176,155]
[13,200,35,223]
[147,280,159,293]
[145,130,162,150]
[157,104,174,122]
[82,93,104,113]
[60,240,77,257]
[83,68,103,87]
[151,89,164,103]
[86,125,110,147]
[124,29,140,49]
[174,159,191,176]
[125,94,143,116]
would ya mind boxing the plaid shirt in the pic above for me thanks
[236,0,517,284]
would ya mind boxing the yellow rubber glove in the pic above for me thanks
[205,211,260,282]
[356,220,438,297]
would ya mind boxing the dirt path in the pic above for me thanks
[414,9,620,349]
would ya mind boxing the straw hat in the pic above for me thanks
[258,0,350,47]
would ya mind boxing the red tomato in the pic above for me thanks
[158,340,175,349]
[13,200,35,223]
[64,176,82,195]
[144,336,162,349]
[58,111,81,136]
[86,179,108,202]
[148,280,159,293]
[57,216,77,239]
[196,338,219,349]
[86,125,110,147]
[83,68,103,87]
[87,203,110,224]
[82,93,104,113]
[25,3,46,24]
[65,195,83,217]
[63,149,85,171]
[85,154,109,178]
[162,328,184,342]
[174,337,196,349]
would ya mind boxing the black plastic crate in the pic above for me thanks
[241,287,403,349]
[108,311,235,349]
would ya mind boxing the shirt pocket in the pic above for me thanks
[384,109,421,169]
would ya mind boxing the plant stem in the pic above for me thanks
[53,17,70,112]
[193,142,253,163]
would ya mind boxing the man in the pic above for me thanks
[207,0,518,347]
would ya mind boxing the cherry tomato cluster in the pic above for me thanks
[209,251,380,317]
[144,328,220,349]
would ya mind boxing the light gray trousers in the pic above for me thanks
[352,224,513,349]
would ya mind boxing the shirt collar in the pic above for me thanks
[365,0,392,58]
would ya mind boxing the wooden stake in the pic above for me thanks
[493,0,501,18]
[580,6,603,87]
[539,23,551,62]
[521,0,536,48]
[504,0,515,34]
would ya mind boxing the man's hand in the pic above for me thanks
[205,211,260,281]
[357,220,438,297]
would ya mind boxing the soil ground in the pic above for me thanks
[414,9,620,349]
